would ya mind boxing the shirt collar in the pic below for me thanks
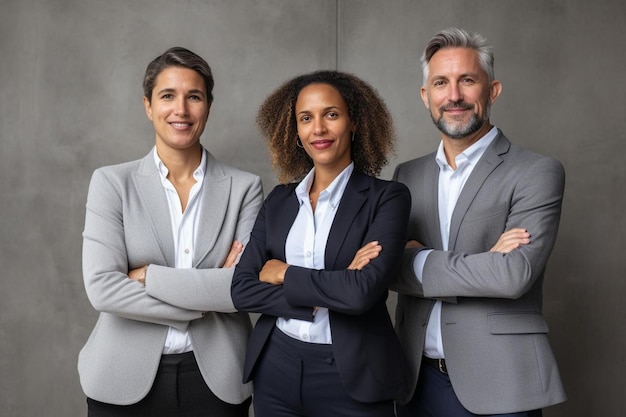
[435,126,498,170]
[295,162,354,207]
[153,146,207,185]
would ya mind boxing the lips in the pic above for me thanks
[442,103,472,113]
[310,139,334,150]
[169,122,192,130]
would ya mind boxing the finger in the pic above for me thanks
[350,248,381,267]
[355,242,380,256]
[223,241,243,268]
[358,247,382,259]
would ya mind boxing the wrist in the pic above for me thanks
[139,265,148,285]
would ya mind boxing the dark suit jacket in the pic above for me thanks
[231,171,411,403]
[392,130,566,413]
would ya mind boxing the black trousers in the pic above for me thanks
[252,327,394,417]
[396,359,542,417]
[87,351,251,417]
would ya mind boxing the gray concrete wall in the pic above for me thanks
[0,0,623,415]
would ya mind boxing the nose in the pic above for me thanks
[174,97,189,116]
[448,83,463,103]
[313,117,327,135]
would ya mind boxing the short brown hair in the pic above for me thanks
[143,47,214,104]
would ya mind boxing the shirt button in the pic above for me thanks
[184,248,190,254]
[306,251,312,257]
[302,333,309,341]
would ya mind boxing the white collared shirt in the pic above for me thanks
[153,147,207,354]
[414,127,498,358]
[276,163,354,344]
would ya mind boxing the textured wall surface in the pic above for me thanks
[1,0,624,415]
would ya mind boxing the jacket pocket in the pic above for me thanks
[488,311,549,335]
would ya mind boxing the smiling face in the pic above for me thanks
[295,83,354,174]
[143,66,210,153]
[421,47,501,144]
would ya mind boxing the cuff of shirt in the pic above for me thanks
[413,249,432,284]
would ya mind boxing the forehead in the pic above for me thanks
[154,66,205,89]
[427,47,484,79]
[296,83,346,110]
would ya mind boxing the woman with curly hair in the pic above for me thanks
[231,70,411,417]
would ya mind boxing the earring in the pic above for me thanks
[296,137,304,148]
[351,132,355,142]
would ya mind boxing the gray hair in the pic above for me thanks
[420,27,494,86]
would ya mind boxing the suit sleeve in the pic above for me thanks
[231,187,314,321]
[423,156,565,299]
[390,247,427,296]
[388,164,429,297]
[145,175,263,312]
[82,168,201,329]
[283,182,411,315]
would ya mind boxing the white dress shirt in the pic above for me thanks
[276,163,354,344]
[414,127,498,358]
[153,147,207,354]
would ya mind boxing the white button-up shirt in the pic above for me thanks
[415,127,497,358]
[276,163,354,344]
[154,147,207,354]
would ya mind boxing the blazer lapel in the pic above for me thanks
[193,152,230,266]
[324,172,368,269]
[133,152,175,266]
[448,132,509,250]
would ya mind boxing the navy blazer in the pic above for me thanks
[231,171,411,403]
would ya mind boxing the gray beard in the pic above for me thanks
[431,104,490,139]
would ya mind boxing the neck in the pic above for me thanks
[310,161,350,194]
[442,123,492,169]
[156,143,202,181]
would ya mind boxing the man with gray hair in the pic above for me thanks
[392,27,567,416]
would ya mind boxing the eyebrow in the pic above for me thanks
[431,72,481,81]
[296,106,342,116]
[156,88,206,97]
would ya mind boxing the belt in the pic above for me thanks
[422,356,447,374]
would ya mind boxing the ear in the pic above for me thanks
[489,80,503,105]
[143,96,153,121]
[420,86,429,109]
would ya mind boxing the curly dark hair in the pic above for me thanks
[257,70,396,184]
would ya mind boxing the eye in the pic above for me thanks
[299,115,311,123]
[326,111,339,119]
[433,80,446,87]
[161,93,174,100]
[189,94,202,101]
[461,77,475,85]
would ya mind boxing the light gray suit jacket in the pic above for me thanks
[392,130,566,414]
[78,148,263,405]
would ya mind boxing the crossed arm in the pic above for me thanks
[257,241,382,285]
[128,240,245,284]
[83,168,263,328]
[405,228,531,254]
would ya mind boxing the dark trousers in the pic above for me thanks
[252,327,394,417]
[396,360,542,417]
[87,351,251,417]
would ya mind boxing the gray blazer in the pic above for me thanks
[78,148,263,405]
[392,130,566,414]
